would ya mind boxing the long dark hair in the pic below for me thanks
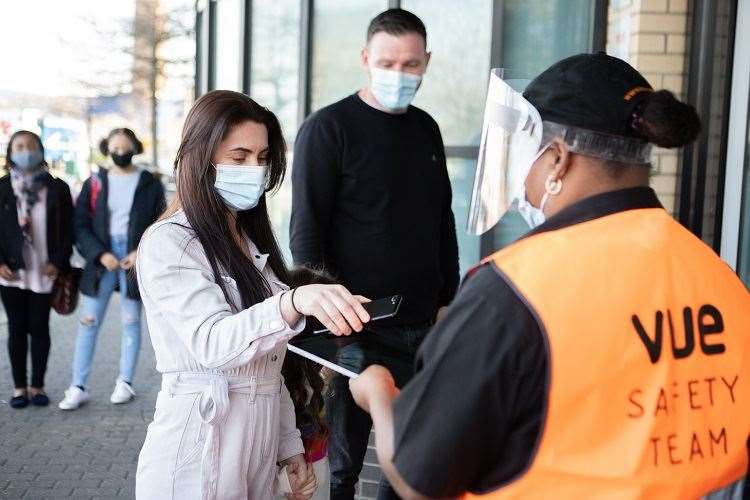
[167,90,290,308]
[5,130,48,171]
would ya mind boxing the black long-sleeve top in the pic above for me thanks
[290,94,460,326]
[74,169,165,300]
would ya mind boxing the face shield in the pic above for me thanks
[467,69,542,235]
[467,69,654,235]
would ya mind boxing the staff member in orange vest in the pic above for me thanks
[348,52,750,499]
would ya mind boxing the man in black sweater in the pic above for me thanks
[290,8,459,500]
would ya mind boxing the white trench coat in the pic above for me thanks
[135,211,305,500]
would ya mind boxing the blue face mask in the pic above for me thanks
[11,150,44,172]
[214,164,267,212]
[369,67,422,111]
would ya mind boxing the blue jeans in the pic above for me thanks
[71,235,142,388]
[327,323,431,500]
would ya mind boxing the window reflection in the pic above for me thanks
[251,0,300,143]
[251,0,301,262]
[402,0,492,147]
[311,0,385,110]
[268,153,295,264]
[214,0,243,91]
[501,0,594,80]
[447,158,481,275]
[738,100,750,286]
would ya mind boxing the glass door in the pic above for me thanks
[720,0,750,285]
[739,108,750,286]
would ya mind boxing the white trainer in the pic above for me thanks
[58,386,90,410]
[110,379,135,404]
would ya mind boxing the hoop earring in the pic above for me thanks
[545,175,562,196]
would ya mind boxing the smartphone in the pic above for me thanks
[312,294,402,334]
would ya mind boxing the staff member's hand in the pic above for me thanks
[282,284,371,336]
[120,251,137,270]
[0,264,16,281]
[99,252,120,271]
[350,365,399,414]
[349,366,428,500]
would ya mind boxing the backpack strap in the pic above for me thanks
[89,173,101,216]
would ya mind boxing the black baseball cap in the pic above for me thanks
[523,52,653,139]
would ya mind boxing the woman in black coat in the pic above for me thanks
[0,130,73,408]
[58,128,165,410]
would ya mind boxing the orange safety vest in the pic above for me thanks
[465,208,750,499]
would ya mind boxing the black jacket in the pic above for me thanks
[0,173,73,275]
[74,169,165,300]
[290,95,460,326]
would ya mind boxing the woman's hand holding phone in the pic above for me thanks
[281,284,370,336]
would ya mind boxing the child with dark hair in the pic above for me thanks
[279,266,337,500]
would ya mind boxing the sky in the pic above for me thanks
[0,0,193,100]
[0,1,137,97]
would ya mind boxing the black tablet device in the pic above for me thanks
[288,295,408,378]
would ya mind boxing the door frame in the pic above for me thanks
[720,0,750,269]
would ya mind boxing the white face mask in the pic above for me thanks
[515,146,551,229]
[369,66,422,111]
[517,191,550,229]
[214,164,267,212]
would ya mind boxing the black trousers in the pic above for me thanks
[327,323,431,500]
[0,286,52,389]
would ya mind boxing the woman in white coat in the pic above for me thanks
[135,90,371,500]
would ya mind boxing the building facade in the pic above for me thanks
[194,0,750,288]
[195,1,749,494]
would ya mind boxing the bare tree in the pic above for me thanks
[132,0,194,171]
[64,0,194,171]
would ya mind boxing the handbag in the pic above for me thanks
[49,177,85,316]
[51,267,82,315]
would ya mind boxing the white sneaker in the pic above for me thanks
[58,386,90,410]
[110,379,135,404]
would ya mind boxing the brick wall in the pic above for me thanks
[607,0,690,214]
[357,436,382,498]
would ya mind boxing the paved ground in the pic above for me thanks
[0,298,159,499]
[0,298,381,500]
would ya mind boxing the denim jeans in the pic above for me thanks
[71,235,142,388]
[327,322,431,500]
